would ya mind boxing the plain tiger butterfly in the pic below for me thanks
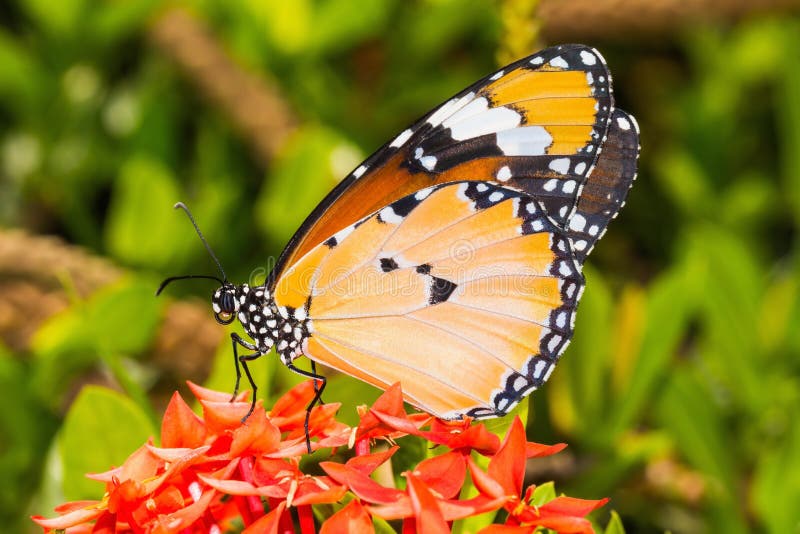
[159,44,639,449]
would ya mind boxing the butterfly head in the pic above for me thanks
[211,282,243,325]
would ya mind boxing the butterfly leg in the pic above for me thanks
[230,333,262,419]
[311,361,325,404]
[284,361,327,454]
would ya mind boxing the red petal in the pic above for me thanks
[369,383,406,416]
[231,407,281,456]
[201,399,253,434]
[466,456,509,500]
[292,480,348,506]
[537,496,609,517]
[413,452,465,499]
[519,515,595,534]
[198,473,286,499]
[89,443,161,483]
[52,500,101,513]
[526,442,567,458]
[405,472,450,534]
[242,500,287,534]
[188,381,248,403]
[478,525,534,533]
[425,421,500,455]
[31,508,105,529]
[161,391,207,448]
[488,417,526,495]
[345,446,399,476]
[368,409,425,437]
[320,462,404,504]
[269,381,316,420]
[438,494,510,521]
[365,497,412,520]
[321,500,375,534]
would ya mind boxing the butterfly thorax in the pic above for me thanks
[212,283,310,363]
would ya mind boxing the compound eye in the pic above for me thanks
[215,311,235,324]
[221,292,235,312]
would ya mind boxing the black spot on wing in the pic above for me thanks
[429,276,457,304]
[416,263,432,275]
[380,257,399,272]
[392,194,421,217]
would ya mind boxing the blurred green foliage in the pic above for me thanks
[1,0,799,532]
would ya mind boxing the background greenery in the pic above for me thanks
[2,1,799,532]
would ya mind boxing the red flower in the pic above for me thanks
[34,381,608,533]
[469,418,606,534]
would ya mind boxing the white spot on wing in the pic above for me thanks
[353,165,368,178]
[488,191,504,202]
[549,56,569,69]
[426,93,475,127]
[379,206,404,224]
[496,165,512,182]
[574,162,587,175]
[489,70,504,80]
[530,56,544,65]
[448,106,521,141]
[390,128,413,147]
[616,115,632,131]
[415,187,433,200]
[420,155,437,170]
[333,224,355,243]
[533,359,547,379]
[562,180,576,193]
[548,335,562,353]
[548,158,570,175]
[442,96,487,129]
[543,179,558,192]
[580,50,597,65]
[569,213,587,231]
[496,126,552,156]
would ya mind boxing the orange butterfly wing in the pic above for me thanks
[272,182,583,419]
[269,44,616,286]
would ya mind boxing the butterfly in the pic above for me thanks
[159,44,639,446]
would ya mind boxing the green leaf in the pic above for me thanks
[244,0,313,55]
[608,257,696,436]
[86,278,162,355]
[751,408,800,534]
[604,511,626,534]
[0,31,46,111]
[655,369,734,488]
[105,155,188,269]
[531,481,556,505]
[0,349,58,528]
[60,386,155,500]
[31,278,163,407]
[88,0,160,45]
[778,29,800,226]
[689,226,764,410]
[563,265,613,435]
[310,0,394,54]
[19,0,87,37]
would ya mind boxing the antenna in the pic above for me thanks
[173,202,227,282]
[156,274,224,296]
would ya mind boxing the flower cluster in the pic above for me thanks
[33,382,607,533]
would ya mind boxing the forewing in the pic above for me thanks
[273,181,585,420]
[270,45,614,284]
